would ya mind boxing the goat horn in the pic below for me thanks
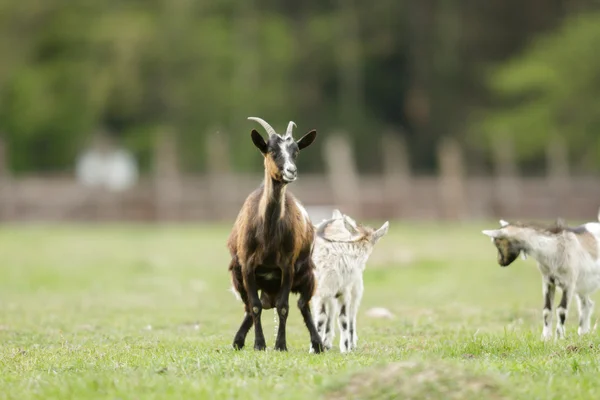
[248,117,277,138]
[285,121,296,138]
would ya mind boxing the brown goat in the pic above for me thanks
[227,117,324,353]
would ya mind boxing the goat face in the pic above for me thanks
[492,237,524,266]
[248,117,317,183]
[482,220,528,267]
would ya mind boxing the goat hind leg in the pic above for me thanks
[338,294,351,353]
[233,310,254,350]
[349,279,363,350]
[298,273,324,354]
[577,294,594,336]
[556,285,574,339]
[299,296,324,354]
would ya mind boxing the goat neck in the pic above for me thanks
[522,230,568,268]
[259,169,288,228]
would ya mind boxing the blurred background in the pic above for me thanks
[0,0,599,223]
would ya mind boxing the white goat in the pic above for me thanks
[482,209,600,340]
[310,210,389,353]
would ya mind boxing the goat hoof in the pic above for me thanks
[254,342,267,351]
[274,343,288,352]
[232,339,245,350]
[310,341,324,354]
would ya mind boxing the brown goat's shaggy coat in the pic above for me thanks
[227,117,323,353]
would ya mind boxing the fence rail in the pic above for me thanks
[1,174,599,223]
[1,133,599,223]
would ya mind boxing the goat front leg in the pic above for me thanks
[244,267,266,351]
[541,278,555,341]
[274,266,293,351]
[348,278,364,350]
[577,294,594,336]
[299,266,324,354]
[231,261,254,350]
[556,284,574,339]
[338,292,352,353]
[323,298,337,350]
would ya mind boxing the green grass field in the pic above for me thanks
[1,222,600,399]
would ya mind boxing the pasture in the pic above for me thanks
[1,222,600,399]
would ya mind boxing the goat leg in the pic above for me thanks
[338,296,351,353]
[244,268,266,351]
[231,261,253,350]
[274,267,293,351]
[577,294,594,336]
[299,297,324,354]
[324,299,337,350]
[556,284,574,339]
[541,277,555,341]
[349,279,363,351]
[298,268,324,354]
[233,310,254,350]
[311,296,328,349]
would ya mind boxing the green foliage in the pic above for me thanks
[478,12,600,166]
[1,1,593,173]
[0,0,375,174]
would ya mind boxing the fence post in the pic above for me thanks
[381,130,411,218]
[323,132,360,216]
[546,134,569,215]
[491,135,520,218]
[205,128,235,220]
[437,136,466,220]
[154,129,182,221]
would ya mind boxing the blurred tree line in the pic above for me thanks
[0,0,598,175]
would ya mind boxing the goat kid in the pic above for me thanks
[482,210,600,340]
[310,209,389,353]
[227,117,324,353]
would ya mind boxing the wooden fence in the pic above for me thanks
[0,133,598,223]
[1,174,600,223]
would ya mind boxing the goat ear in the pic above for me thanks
[297,130,317,150]
[373,221,389,242]
[332,209,343,219]
[343,216,359,234]
[482,229,502,238]
[499,219,509,227]
[344,215,358,226]
[251,129,268,154]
